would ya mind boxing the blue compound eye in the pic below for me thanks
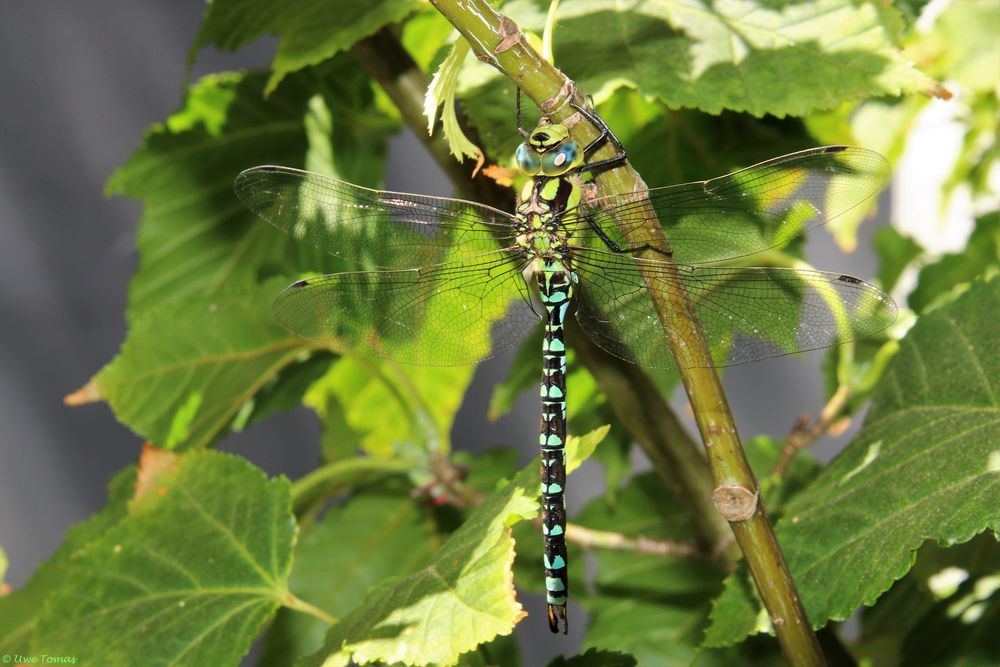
[516,143,541,175]
[541,142,581,176]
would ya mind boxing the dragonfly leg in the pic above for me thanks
[515,87,530,139]
[569,98,627,175]
[581,208,673,258]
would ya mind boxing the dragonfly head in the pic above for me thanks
[515,123,584,177]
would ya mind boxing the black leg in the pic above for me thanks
[516,87,529,139]
[570,99,627,175]
[581,209,673,258]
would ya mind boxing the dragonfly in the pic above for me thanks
[234,98,896,634]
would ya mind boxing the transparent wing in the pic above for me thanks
[273,250,540,366]
[567,146,889,266]
[235,166,518,269]
[571,250,897,370]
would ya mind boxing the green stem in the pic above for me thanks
[429,1,825,664]
[284,591,338,626]
[291,457,416,508]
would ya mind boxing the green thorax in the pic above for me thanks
[514,122,583,275]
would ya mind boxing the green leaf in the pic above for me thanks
[910,212,1000,314]
[0,467,135,654]
[856,535,1000,666]
[456,633,523,667]
[94,280,311,449]
[259,483,438,665]
[705,276,1000,645]
[32,452,295,665]
[874,227,924,293]
[107,61,393,322]
[426,37,483,163]
[575,473,743,666]
[497,0,933,119]
[547,648,638,667]
[488,323,543,421]
[305,354,475,457]
[191,0,422,94]
[299,463,539,667]
[898,582,1000,667]
[233,352,335,432]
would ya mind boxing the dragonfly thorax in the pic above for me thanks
[515,175,575,265]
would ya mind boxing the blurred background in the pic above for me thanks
[0,1,990,664]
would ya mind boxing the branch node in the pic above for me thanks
[712,483,759,522]
[495,15,521,53]
[540,78,575,115]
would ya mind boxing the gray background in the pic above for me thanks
[0,2,882,663]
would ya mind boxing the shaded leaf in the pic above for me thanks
[32,452,295,666]
[874,227,923,293]
[259,483,438,665]
[548,648,637,667]
[706,276,1000,645]
[575,473,744,666]
[0,467,135,654]
[233,352,335,432]
[910,212,1000,314]
[107,61,393,321]
[898,585,1000,667]
[192,0,422,93]
[299,463,538,667]
[857,535,1000,666]
[488,323,543,421]
[95,280,311,449]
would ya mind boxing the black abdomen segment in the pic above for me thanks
[538,262,571,634]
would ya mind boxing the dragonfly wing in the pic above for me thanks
[273,250,540,366]
[235,166,517,269]
[568,146,889,265]
[572,251,897,370]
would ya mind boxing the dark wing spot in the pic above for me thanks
[292,279,310,288]
[824,145,848,153]
[837,274,862,284]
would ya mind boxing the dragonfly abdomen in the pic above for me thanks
[538,259,573,633]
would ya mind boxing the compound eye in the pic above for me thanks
[515,143,541,175]
[541,142,580,175]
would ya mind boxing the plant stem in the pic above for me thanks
[566,522,703,559]
[291,457,416,509]
[772,384,852,478]
[351,26,729,552]
[284,591,338,626]
[429,0,825,664]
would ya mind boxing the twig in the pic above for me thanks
[566,522,704,559]
[773,385,853,478]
